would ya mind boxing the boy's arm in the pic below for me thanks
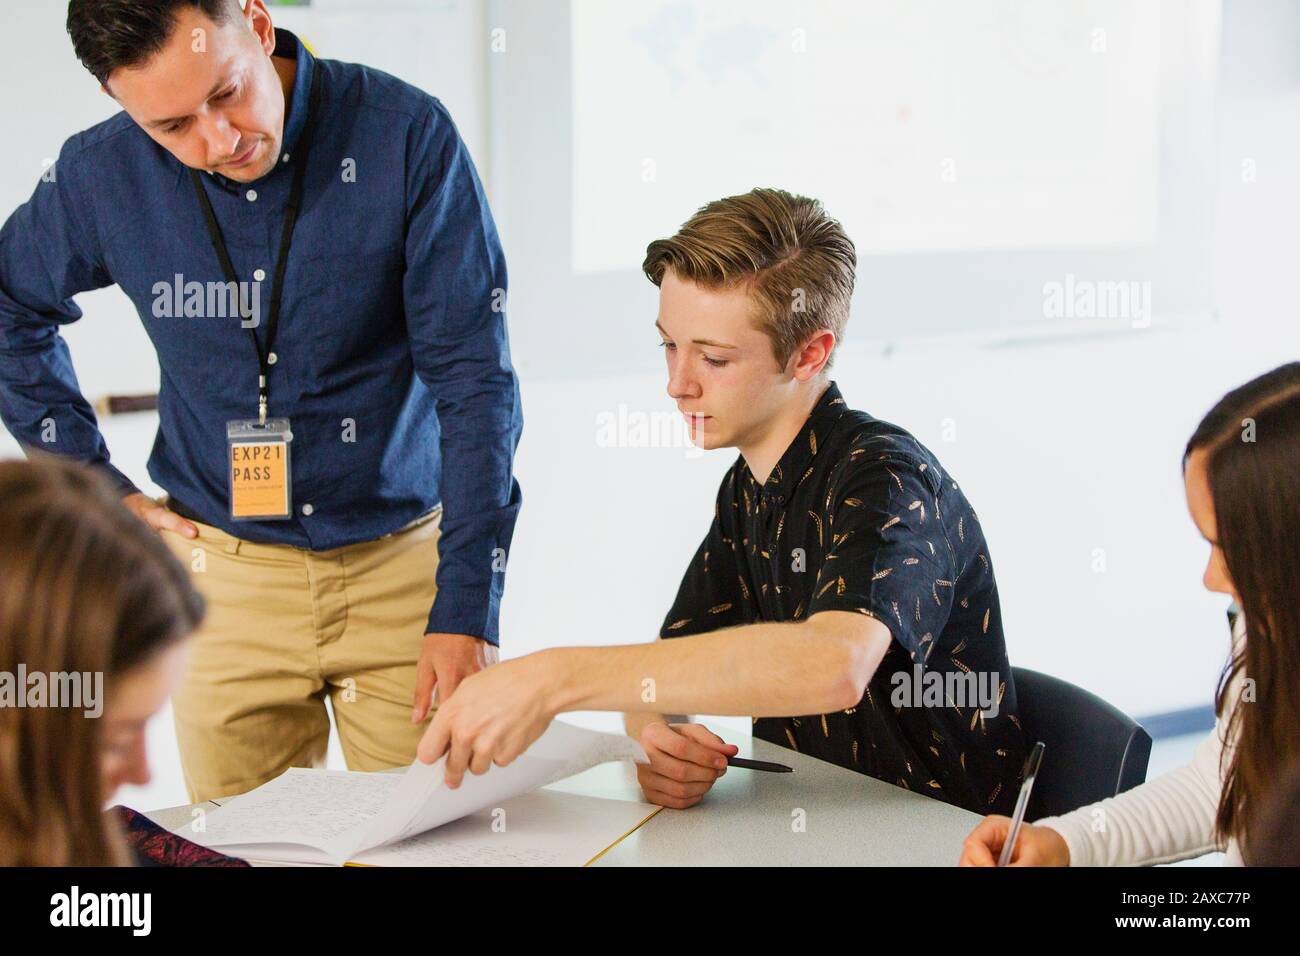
[623,707,670,740]
[417,610,892,787]
[613,610,891,808]
[557,610,891,717]
[417,452,929,786]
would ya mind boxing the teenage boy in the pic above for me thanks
[416,188,1025,815]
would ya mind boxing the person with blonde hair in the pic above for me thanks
[414,188,1027,816]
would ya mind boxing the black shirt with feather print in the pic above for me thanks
[661,381,1026,815]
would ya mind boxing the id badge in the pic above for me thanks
[227,418,293,521]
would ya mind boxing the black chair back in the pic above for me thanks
[1012,666,1153,819]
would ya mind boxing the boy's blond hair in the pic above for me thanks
[643,188,856,370]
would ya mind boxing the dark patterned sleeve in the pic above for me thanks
[113,806,251,867]
[659,469,753,639]
[806,450,953,661]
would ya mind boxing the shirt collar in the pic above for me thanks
[751,380,850,504]
[275,28,316,162]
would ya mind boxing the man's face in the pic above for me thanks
[106,4,287,183]
[655,269,797,451]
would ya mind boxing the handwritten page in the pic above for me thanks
[187,769,403,863]
[185,720,648,865]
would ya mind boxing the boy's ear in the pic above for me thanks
[794,330,836,379]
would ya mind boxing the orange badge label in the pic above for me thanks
[230,441,289,518]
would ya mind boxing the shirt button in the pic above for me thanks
[282,153,291,164]
[301,503,314,516]
[253,268,266,282]
[267,352,278,365]
[246,189,258,202]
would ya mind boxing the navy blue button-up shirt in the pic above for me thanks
[0,30,522,644]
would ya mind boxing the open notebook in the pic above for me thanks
[181,721,659,866]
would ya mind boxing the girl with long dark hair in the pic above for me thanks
[960,362,1300,866]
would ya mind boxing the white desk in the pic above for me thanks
[147,734,981,866]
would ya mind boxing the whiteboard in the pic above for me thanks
[489,0,1222,379]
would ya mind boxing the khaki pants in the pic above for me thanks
[160,508,441,803]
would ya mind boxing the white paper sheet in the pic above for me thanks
[352,789,658,867]
[185,720,647,865]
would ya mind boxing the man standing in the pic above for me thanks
[0,0,522,801]
[415,189,1026,817]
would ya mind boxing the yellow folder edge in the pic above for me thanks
[583,805,664,867]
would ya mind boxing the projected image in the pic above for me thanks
[572,0,1161,274]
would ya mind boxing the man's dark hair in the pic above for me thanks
[67,0,244,86]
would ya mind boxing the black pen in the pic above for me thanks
[726,756,793,773]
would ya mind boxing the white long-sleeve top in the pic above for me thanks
[1034,616,1245,867]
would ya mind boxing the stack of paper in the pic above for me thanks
[183,721,656,866]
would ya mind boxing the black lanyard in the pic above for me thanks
[189,67,322,425]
